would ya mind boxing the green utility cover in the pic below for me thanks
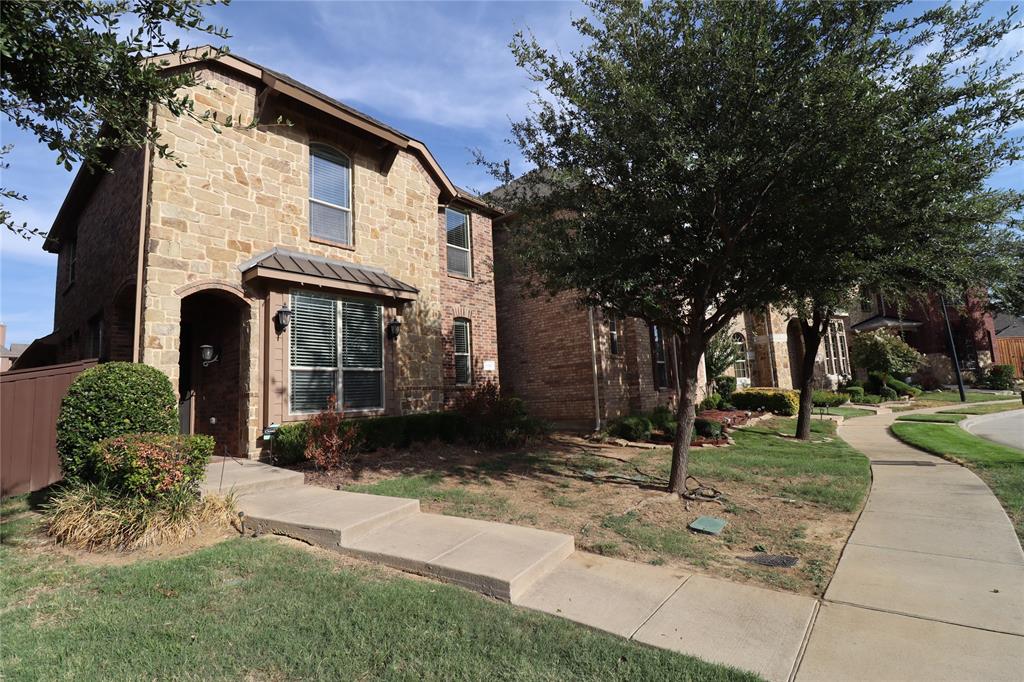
[689,516,727,536]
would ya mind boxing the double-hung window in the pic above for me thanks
[289,291,383,412]
[732,333,749,378]
[650,324,668,389]
[608,317,621,355]
[446,207,471,277]
[309,145,352,245]
[453,318,472,385]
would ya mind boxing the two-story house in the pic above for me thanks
[36,48,501,458]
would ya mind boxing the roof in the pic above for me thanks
[850,315,923,333]
[240,248,418,302]
[993,313,1024,338]
[44,46,501,252]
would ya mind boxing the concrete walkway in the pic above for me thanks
[962,408,1024,450]
[796,405,1024,681]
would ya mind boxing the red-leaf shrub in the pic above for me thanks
[91,433,213,500]
[305,395,361,470]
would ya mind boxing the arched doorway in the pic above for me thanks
[178,288,249,458]
[786,319,805,388]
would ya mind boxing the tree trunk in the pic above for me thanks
[668,338,703,495]
[794,310,829,440]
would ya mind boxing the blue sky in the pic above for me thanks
[1,0,1021,346]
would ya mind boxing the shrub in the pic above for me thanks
[57,362,178,483]
[842,385,865,399]
[850,330,923,378]
[91,433,213,500]
[880,386,898,401]
[731,388,799,415]
[44,483,234,551]
[649,404,675,432]
[812,390,848,408]
[985,364,1016,390]
[886,375,922,398]
[853,393,883,404]
[273,422,308,465]
[607,415,652,441]
[693,418,723,440]
[305,396,361,471]
[698,392,723,412]
[715,375,737,400]
[457,383,546,448]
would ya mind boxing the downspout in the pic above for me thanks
[672,335,682,396]
[765,306,779,387]
[587,307,602,432]
[131,107,156,363]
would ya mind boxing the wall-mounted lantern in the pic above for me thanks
[274,305,293,334]
[200,344,220,367]
[386,317,402,340]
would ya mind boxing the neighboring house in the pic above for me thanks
[33,48,502,458]
[993,313,1024,379]
[0,324,29,372]
[993,313,1024,338]
[848,292,999,383]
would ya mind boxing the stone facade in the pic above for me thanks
[45,55,500,458]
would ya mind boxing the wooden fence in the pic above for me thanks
[996,337,1024,379]
[1,359,97,498]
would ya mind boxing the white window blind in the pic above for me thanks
[453,318,471,385]
[290,292,383,412]
[310,145,352,245]
[446,208,471,276]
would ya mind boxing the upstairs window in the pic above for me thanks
[453,318,472,385]
[65,238,77,287]
[446,207,471,277]
[609,317,621,355]
[650,324,668,389]
[289,291,383,412]
[309,145,352,245]
[732,333,749,379]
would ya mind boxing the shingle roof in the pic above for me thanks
[240,248,418,299]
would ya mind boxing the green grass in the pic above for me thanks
[816,406,874,419]
[939,403,1024,415]
[895,413,967,423]
[345,473,510,518]
[601,511,715,566]
[916,391,1010,404]
[890,422,1024,541]
[0,499,757,681]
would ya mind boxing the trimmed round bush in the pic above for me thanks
[842,385,865,399]
[92,433,213,500]
[985,364,1016,390]
[693,418,724,440]
[731,388,799,415]
[812,390,849,408]
[608,415,652,442]
[57,362,178,483]
[880,385,898,401]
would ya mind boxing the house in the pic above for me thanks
[0,324,29,372]
[848,292,1000,383]
[34,48,502,458]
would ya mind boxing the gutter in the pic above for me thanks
[587,307,602,432]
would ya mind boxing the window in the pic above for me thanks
[65,239,77,286]
[650,324,668,389]
[446,207,471,277]
[732,333,749,379]
[309,145,352,245]
[453,318,472,385]
[608,317,621,355]
[824,320,850,375]
[289,291,383,412]
[87,314,104,359]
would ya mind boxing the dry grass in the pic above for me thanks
[44,485,236,552]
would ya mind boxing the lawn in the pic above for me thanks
[816,406,874,419]
[910,391,1012,408]
[895,413,966,423]
[0,497,756,682]
[304,418,870,596]
[890,422,1024,541]
[939,402,1024,415]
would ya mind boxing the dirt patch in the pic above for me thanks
[296,425,864,596]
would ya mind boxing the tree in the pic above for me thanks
[0,0,240,238]
[703,330,740,387]
[779,2,1023,439]
[850,330,923,380]
[485,1,937,495]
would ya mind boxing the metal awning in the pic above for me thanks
[850,315,923,333]
[240,248,418,302]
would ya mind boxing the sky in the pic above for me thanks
[1,0,1021,347]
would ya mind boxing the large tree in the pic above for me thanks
[488,0,999,495]
[1,0,237,238]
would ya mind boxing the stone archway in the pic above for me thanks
[178,288,249,458]
[786,319,805,388]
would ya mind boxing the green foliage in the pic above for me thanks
[56,362,178,484]
[881,386,898,401]
[715,375,737,401]
[456,383,546,448]
[868,371,921,397]
[731,389,800,416]
[842,385,865,399]
[812,391,849,408]
[984,365,1017,390]
[648,405,675,432]
[272,422,309,466]
[703,330,741,383]
[698,392,723,412]
[0,1,247,237]
[851,331,923,379]
[853,393,884,404]
[693,418,724,440]
[607,416,653,442]
[91,433,212,500]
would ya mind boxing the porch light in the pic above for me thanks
[387,317,402,340]
[200,344,219,367]
[274,305,293,333]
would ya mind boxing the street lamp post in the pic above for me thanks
[939,295,967,403]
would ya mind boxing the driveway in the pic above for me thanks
[962,408,1024,450]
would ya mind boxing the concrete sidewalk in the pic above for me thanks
[796,406,1024,681]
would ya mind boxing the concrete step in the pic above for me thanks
[238,486,420,549]
[200,458,305,497]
